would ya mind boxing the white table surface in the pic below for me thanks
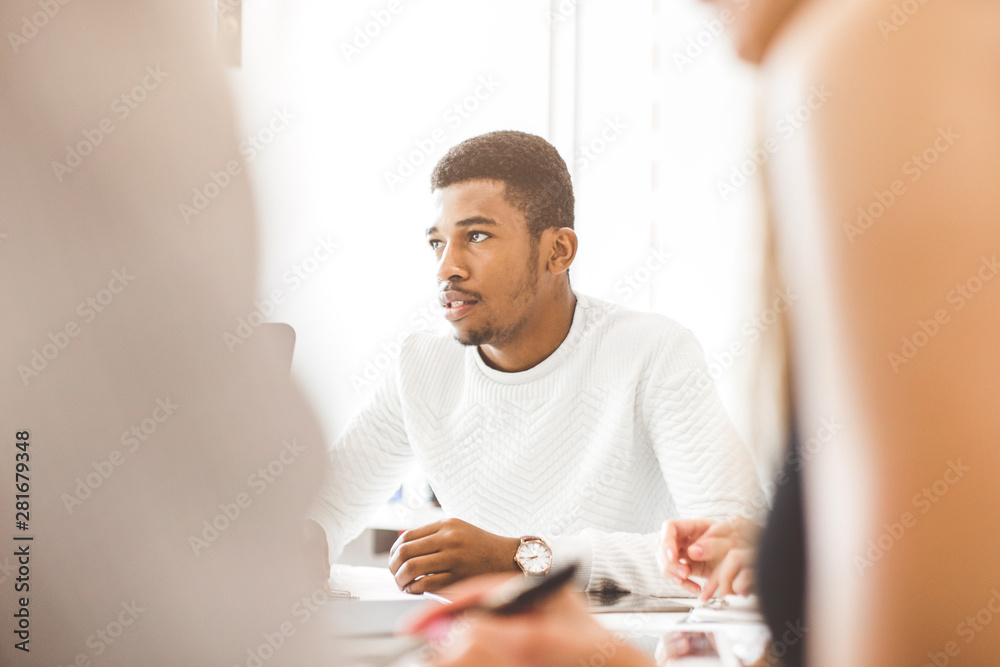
[328,565,772,666]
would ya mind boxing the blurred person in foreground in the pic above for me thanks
[0,2,331,664]
[400,0,1000,664]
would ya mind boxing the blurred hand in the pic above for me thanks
[657,517,759,601]
[302,519,331,592]
[401,574,653,667]
[389,518,520,594]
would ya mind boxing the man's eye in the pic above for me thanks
[470,232,489,243]
[429,239,443,251]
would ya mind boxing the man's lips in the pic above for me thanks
[443,302,476,321]
[440,290,480,322]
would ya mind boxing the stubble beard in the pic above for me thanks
[454,244,539,348]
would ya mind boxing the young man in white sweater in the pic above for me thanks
[306,130,762,596]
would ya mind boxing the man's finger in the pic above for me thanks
[404,571,455,595]
[394,552,451,590]
[390,520,445,559]
[389,534,445,575]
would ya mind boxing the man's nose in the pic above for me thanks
[436,242,470,283]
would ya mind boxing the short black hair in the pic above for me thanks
[430,130,574,238]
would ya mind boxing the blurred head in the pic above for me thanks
[701,0,804,64]
[428,131,577,347]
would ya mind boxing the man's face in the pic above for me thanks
[427,179,542,347]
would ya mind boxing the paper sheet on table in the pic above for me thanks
[325,565,432,639]
[330,564,422,601]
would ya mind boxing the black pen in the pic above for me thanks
[476,563,579,615]
[377,564,579,666]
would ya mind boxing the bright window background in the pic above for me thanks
[227,0,783,481]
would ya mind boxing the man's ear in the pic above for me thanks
[545,227,578,276]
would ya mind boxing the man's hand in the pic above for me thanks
[657,517,759,601]
[388,518,520,594]
[302,519,331,592]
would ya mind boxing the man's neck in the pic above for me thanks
[478,289,577,373]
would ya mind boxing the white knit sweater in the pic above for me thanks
[312,293,763,596]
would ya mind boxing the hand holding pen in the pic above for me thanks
[398,565,652,667]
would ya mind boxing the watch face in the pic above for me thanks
[516,540,552,574]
